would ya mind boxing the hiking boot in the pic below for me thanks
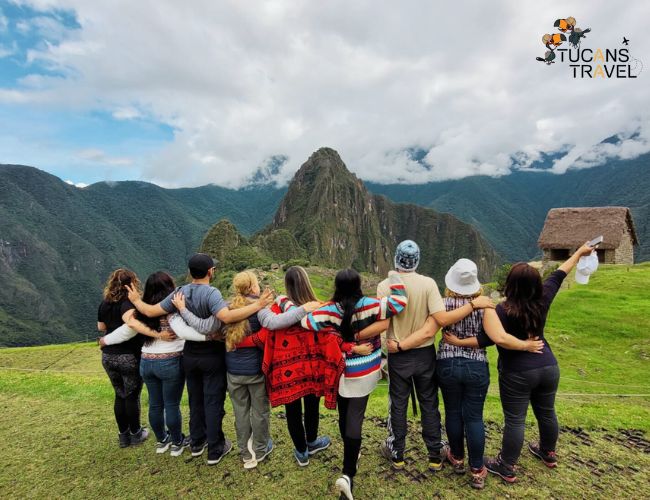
[118,431,130,448]
[428,444,449,472]
[471,466,488,490]
[190,440,208,457]
[170,435,190,457]
[528,442,558,468]
[485,455,517,483]
[207,438,233,466]
[129,427,149,446]
[294,448,310,467]
[335,474,354,500]
[307,436,331,455]
[155,433,172,454]
[447,449,466,474]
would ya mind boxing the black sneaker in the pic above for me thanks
[428,444,449,472]
[118,431,130,448]
[171,435,191,457]
[155,433,172,454]
[129,427,150,446]
[191,440,208,457]
[528,442,558,468]
[485,455,517,483]
[207,438,233,465]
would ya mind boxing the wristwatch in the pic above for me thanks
[397,341,403,352]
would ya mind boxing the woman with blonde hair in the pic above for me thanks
[172,268,322,469]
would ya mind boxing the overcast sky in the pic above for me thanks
[0,0,648,188]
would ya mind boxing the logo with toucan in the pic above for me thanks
[536,16,642,78]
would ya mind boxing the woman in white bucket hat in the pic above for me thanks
[437,258,545,490]
[444,242,595,484]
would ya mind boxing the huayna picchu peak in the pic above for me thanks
[208,147,501,281]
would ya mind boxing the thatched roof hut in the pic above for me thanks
[538,207,638,264]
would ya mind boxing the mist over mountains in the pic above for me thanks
[1,149,648,346]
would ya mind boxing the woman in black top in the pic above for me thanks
[445,242,595,482]
[97,268,173,448]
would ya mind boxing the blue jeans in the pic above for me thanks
[437,357,490,469]
[140,356,185,443]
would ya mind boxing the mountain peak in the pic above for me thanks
[294,147,356,183]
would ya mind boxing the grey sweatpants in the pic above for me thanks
[227,372,270,461]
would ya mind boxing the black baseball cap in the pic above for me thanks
[188,253,217,278]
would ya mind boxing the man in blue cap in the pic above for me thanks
[378,240,494,472]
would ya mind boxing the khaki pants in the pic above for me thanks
[227,372,270,461]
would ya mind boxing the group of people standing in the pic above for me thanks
[97,239,595,498]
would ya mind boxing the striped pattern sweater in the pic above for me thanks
[300,272,408,397]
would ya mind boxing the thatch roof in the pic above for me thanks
[538,207,638,250]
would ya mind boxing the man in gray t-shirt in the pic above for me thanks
[127,253,272,464]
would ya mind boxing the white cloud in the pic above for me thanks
[112,107,141,120]
[4,0,650,187]
[64,179,88,188]
[76,148,132,166]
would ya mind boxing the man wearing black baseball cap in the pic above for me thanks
[127,253,273,465]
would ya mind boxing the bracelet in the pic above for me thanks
[397,341,403,352]
[469,300,476,311]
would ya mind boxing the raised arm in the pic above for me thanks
[558,242,596,274]
[126,283,167,318]
[379,271,408,319]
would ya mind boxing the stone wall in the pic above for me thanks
[614,231,635,264]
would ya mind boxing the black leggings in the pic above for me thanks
[338,394,369,478]
[284,394,321,453]
[102,352,143,434]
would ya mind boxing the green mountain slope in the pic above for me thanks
[0,165,284,347]
[258,148,501,281]
[367,154,650,262]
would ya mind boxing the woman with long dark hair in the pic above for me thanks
[445,243,595,483]
[301,269,408,500]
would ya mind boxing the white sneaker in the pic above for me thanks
[335,475,353,500]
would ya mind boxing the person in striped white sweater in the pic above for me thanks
[301,270,407,500]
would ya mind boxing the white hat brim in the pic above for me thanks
[445,268,481,296]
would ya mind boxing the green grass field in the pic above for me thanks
[0,264,649,498]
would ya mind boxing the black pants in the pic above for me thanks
[387,345,442,459]
[499,364,560,465]
[183,352,227,459]
[284,394,320,453]
[102,352,143,434]
[338,394,369,478]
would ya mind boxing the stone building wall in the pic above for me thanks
[614,231,635,264]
